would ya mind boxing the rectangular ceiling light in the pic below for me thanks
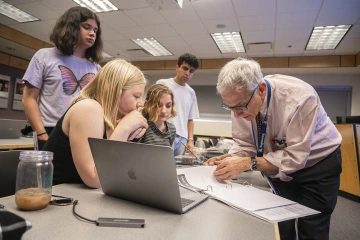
[306,25,352,50]
[0,0,39,22]
[73,0,118,13]
[131,38,173,56]
[211,32,246,53]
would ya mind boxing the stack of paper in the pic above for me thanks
[177,166,319,223]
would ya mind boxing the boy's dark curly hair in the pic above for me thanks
[49,6,103,63]
[177,53,199,69]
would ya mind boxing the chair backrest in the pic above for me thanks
[0,151,20,198]
[202,139,210,148]
[209,137,218,147]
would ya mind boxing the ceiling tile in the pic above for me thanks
[315,7,360,26]
[33,35,52,44]
[43,19,57,30]
[159,2,199,23]
[274,51,303,57]
[242,30,275,44]
[302,50,335,56]
[110,0,149,9]
[335,38,360,51]
[124,7,166,26]
[109,40,139,51]
[0,14,19,25]
[275,40,306,51]
[113,26,150,39]
[170,21,208,36]
[182,35,221,57]
[277,0,322,13]
[238,14,275,31]
[191,0,236,20]
[196,52,223,59]
[155,36,190,49]
[142,24,178,38]
[345,25,360,39]
[14,1,61,20]
[277,11,318,29]
[97,11,137,29]
[202,18,240,33]
[247,52,275,57]
[233,0,275,17]
[221,53,248,59]
[10,21,53,36]
[333,49,358,55]
[275,28,312,42]
[101,27,126,41]
[102,41,133,60]
[169,50,197,58]
[37,0,78,16]
[321,0,360,10]
[5,0,38,4]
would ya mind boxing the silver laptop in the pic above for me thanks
[88,138,209,214]
[0,119,27,139]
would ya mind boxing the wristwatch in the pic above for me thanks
[188,138,194,141]
[250,157,258,171]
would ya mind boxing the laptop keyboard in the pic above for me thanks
[181,198,195,208]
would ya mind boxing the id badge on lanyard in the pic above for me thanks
[251,79,271,157]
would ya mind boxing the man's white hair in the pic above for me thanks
[216,57,263,94]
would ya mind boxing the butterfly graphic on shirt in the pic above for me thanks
[59,65,95,95]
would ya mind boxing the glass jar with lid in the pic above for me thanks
[15,151,53,211]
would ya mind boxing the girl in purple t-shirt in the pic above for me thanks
[22,6,103,150]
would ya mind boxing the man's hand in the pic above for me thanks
[203,153,231,166]
[213,156,251,180]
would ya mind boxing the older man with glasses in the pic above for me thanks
[204,57,342,240]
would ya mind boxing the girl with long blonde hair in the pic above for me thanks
[43,59,148,188]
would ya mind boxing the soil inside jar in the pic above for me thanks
[15,188,51,211]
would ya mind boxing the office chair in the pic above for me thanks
[209,137,218,147]
[202,139,210,149]
[0,151,21,198]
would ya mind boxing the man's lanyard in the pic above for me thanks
[251,79,271,157]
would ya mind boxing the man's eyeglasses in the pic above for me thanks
[222,87,257,111]
[50,195,74,206]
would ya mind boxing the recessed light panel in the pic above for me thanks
[131,38,172,56]
[306,25,351,50]
[211,32,245,53]
[73,0,118,13]
[0,0,39,22]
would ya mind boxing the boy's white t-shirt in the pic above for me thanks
[156,78,199,139]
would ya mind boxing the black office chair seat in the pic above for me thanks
[0,151,21,198]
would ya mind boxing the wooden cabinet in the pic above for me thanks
[335,124,360,200]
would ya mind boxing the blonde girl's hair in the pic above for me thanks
[142,84,177,122]
[71,59,146,129]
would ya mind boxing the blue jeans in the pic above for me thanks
[172,135,187,156]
